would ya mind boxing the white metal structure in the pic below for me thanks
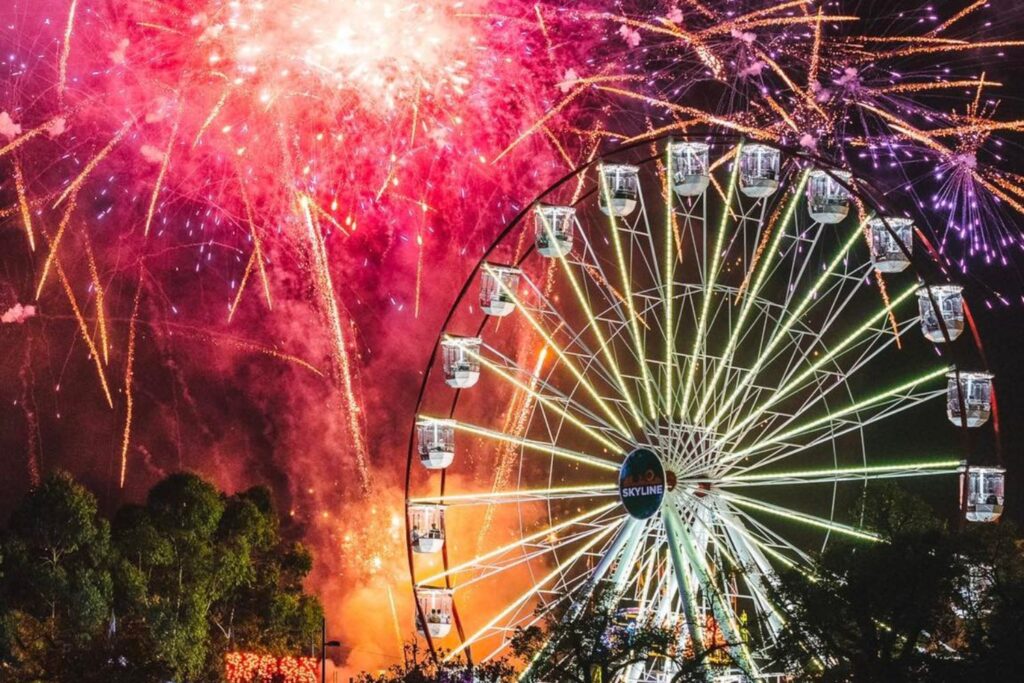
[868,217,914,273]
[480,264,521,317]
[946,370,994,428]
[407,138,996,680]
[409,504,446,554]
[598,164,640,216]
[917,285,965,343]
[669,140,711,197]
[441,336,482,388]
[416,588,455,638]
[535,204,575,258]
[961,466,1005,523]
[416,418,456,469]
[806,170,852,224]
[738,144,780,198]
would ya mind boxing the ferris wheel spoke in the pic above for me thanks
[663,148,677,418]
[443,519,623,660]
[705,216,871,430]
[515,273,626,395]
[717,490,881,542]
[718,265,870,435]
[717,512,787,640]
[537,215,647,428]
[416,503,620,586]
[719,458,962,486]
[478,341,629,443]
[724,366,946,462]
[409,484,618,507]
[721,282,920,443]
[478,572,592,664]
[450,521,621,593]
[715,501,809,568]
[727,392,947,478]
[465,349,625,451]
[680,141,744,421]
[599,171,659,419]
[666,501,760,678]
[428,418,620,471]
[693,171,810,425]
[481,264,635,439]
[662,505,706,663]
[725,314,921,451]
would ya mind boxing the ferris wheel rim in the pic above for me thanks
[403,131,1002,670]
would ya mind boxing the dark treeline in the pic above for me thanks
[0,471,322,682]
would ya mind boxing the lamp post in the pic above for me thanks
[322,617,341,683]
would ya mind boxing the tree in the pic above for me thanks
[0,472,114,681]
[111,473,323,681]
[0,471,323,682]
[509,589,723,683]
[767,484,995,682]
[353,642,515,682]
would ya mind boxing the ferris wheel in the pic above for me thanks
[404,135,1005,681]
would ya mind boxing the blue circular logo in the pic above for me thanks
[618,448,666,519]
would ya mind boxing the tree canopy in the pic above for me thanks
[0,471,322,682]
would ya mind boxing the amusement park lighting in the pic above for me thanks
[680,142,743,420]
[707,215,873,430]
[599,169,659,420]
[538,217,646,429]
[723,459,962,483]
[693,170,810,425]
[720,282,920,442]
[727,366,948,459]
[480,264,634,439]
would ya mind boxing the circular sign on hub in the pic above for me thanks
[618,448,666,519]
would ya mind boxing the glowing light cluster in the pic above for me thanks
[224,652,318,683]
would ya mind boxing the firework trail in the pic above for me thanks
[3,0,1024,674]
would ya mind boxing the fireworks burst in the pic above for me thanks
[2,0,1024,674]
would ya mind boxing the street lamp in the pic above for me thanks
[322,617,341,683]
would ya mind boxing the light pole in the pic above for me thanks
[322,617,341,683]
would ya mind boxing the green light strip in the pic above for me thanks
[724,459,961,482]
[728,366,946,459]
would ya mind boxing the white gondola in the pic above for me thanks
[416,418,456,469]
[479,264,521,317]
[946,370,994,428]
[916,285,965,343]
[415,587,454,639]
[739,144,781,198]
[961,465,1006,523]
[868,217,913,273]
[669,140,710,197]
[408,504,446,554]
[598,163,640,217]
[807,169,852,224]
[441,336,481,388]
[535,204,575,258]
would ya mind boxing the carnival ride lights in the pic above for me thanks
[406,136,1007,681]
